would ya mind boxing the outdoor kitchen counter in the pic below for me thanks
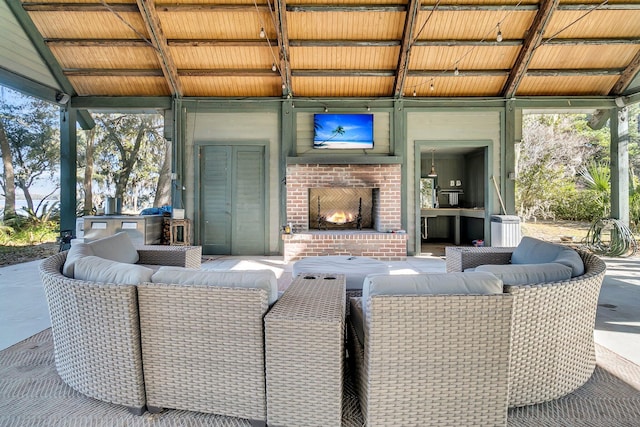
[421,208,485,245]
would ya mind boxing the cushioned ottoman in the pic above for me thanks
[292,255,390,290]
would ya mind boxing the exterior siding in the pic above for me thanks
[0,1,59,89]
[186,111,280,254]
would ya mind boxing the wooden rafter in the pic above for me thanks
[45,37,640,48]
[393,0,421,98]
[22,2,640,13]
[610,49,640,95]
[501,0,559,99]
[274,0,292,97]
[135,0,183,96]
[59,67,625,78]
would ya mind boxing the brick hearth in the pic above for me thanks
[284,163,407,262]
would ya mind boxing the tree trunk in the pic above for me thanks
[153,138,172,207]
[18,180,34,213]
[0,120,16,221]
[83,128,96,215]
[114,123,145,201]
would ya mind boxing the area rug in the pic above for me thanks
[1,329,639,427]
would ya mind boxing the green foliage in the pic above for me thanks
[80,113,168,213]
[0,90,60,202]
[0,217,58,245]
[549,185,605,222]
[578,161,610,218]
[516,152,562,220]
[519,110,640,229]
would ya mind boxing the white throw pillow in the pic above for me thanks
[152,267,279,305]
[475,262,572,285]
[88,232,139,264]
[62,242,94,278]
[74,255,153,285]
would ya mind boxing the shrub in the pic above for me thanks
[550,187,604,222]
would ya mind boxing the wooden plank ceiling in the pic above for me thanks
[20,0,640,98]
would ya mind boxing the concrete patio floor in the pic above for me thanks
[1,252,639,368]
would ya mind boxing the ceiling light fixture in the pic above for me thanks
[429,82,435,91]
[454,66,459,76]
[260,27,266,38]
[272,63,277,72]
[496,24,503,42]
[324,106,329,112]
[427,149,438,178]
[413,89,417,97]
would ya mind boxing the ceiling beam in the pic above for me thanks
[293,69,396,77]
[63,69,164,77]
[135,0,183,96]
[22,1,640,12]
[61,67,625,78]
[45,37,640,49]
[180,69,279,77]
[274,0,293,97]
[393,0,421,98]
[501,0,559,99]
[22,3,139,12]
[610,49,640,96]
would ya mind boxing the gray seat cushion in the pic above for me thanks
[87,232,139,264]
[361,271,504,322]
[511,236,584,277]
[151,267,279,305]
[74,255,154,285]
[475,262,572,285]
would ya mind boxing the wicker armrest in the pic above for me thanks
[445,246,515,272]
[136,245,202,268]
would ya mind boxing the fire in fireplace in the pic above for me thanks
[309,188,374,230]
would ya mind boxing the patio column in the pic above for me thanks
[60,106,77,235]
[504,99,521,214]
[610,105,630,225]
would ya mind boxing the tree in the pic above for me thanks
[86,113,169,212]
[0,117,16,221]
[517,114,602,221]
[153,137,171,207]
[0,90,59,219]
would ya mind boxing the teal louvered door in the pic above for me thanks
[200,145,266,255]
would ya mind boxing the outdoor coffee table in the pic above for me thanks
[264,273,346,427]
[292,255,389,290]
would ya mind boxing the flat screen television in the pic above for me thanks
[313,113,374,149]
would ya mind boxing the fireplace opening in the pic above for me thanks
[309,188,375,230]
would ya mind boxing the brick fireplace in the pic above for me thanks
[283,163,407,261]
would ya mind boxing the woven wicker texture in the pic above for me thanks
[444,246,607,407]
[349,294,514,427]
[2,328,640,425]
[505,250,607,407]
[137,282,270,422]
[445,246,515,272]
[39,251,146,411]
[265,274,346,427]
[136,245,202,268]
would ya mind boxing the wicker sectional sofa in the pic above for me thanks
[39,234,275,427]
[39,245,202,415]
[348,272,515,427]
[445,240,607,408]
